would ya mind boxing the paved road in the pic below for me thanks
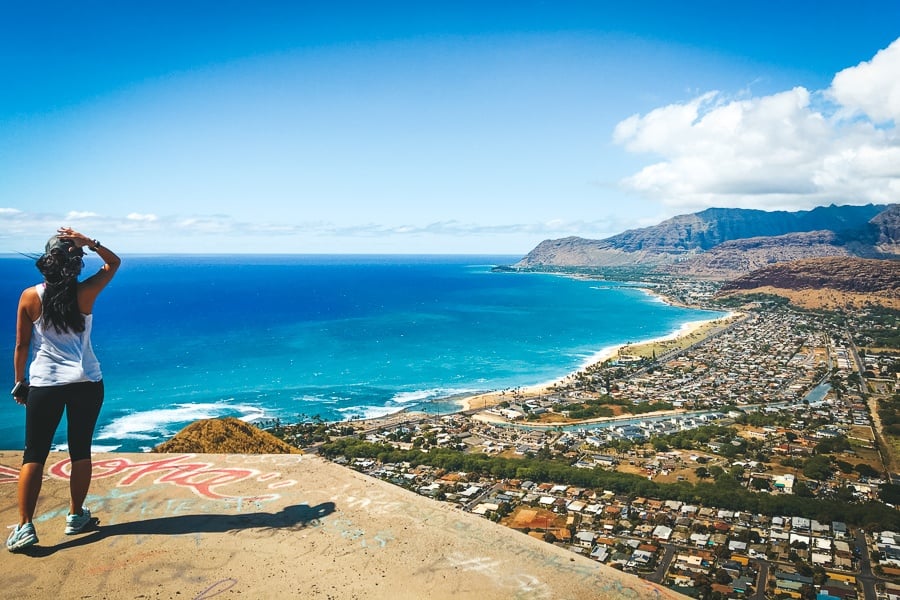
[749,559,769,600]
[646,543,677,584]
[463,481,503,511]
[856,530,877,600]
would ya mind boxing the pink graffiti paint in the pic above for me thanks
[0,465,21,485]
[48,455,290,501]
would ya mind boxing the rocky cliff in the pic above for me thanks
[516,203,896,279]
[673,230,880,278]
[871,204,900,254]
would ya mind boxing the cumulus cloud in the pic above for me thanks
[830,38,900,124]
[126,212,158,221]
[66,211,100,219]
[613,37,900,212]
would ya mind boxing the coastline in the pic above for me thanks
[301,276,740,436]
[451,277,736,415]
[459,313,735,412]
[470,405,694,428]
[355,281,737,433]
[268,293,717,442]
[457,311,736,413]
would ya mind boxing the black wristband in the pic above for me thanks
[89,239,101,251]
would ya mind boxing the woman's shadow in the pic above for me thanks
[22,502,336,556]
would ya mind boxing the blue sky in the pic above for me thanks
[2,1,899,254]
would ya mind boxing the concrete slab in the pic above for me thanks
[1,451,685,599]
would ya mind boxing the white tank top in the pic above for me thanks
[29,284,102,386]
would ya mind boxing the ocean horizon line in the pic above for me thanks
[0,256,723,452]
[0,251,526,259]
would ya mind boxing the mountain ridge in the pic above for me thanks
[516,203,898,279]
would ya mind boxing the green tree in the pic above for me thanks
[812,565,827,586]
[714,569,733,584]
[793,480,814,497]
[834,460,854,474]
[708,465,725,480]
[802,455,833,481]
[880,483,900,504]
[750,477,770,491]
[854,463,880,478]
[652,439,670,452]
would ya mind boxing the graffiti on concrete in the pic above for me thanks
[47,454,299,501]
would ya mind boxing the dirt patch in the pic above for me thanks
[845,445,887,474]
[848,425,876,444]
[617,463,647,477]
[505,506,564,530]
[726,285,900,311]
[652,467,702,484]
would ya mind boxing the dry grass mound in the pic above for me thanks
[717,256,900,310]
[153,417,301,454]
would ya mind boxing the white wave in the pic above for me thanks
[293,394,339,404]
[578,344,622,370]
[234,406,268,422]
[51,443,121,453]
[337,405,405,420]
[96,401,267,441]
[391,387,481,404]
[91,444,121,453]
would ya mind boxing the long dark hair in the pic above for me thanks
[36,247,85,333]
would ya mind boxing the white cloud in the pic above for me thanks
[65,211,100,219]
[126,212,158,222]
[829,37,900,124]
[173,216,235,234]
[0,207,616,254]
[613,37,900,213]
[331,219,615,238]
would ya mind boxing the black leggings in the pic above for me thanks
[23,380,104,464]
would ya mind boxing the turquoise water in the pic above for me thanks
[0,255,722,451]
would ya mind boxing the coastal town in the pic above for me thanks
[273,278,900,600]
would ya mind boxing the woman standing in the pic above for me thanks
[7,227,120,552]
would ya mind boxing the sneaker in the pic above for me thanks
[65,507,92,535]
[7,523,38,552]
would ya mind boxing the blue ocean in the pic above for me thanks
[0,254,721,452]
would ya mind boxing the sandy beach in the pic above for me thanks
[458,311,737,413]
[355,282,739,432]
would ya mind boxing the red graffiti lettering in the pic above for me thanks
[0,464,21,485]
[48,455,282,501]
[156,468,257,500]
